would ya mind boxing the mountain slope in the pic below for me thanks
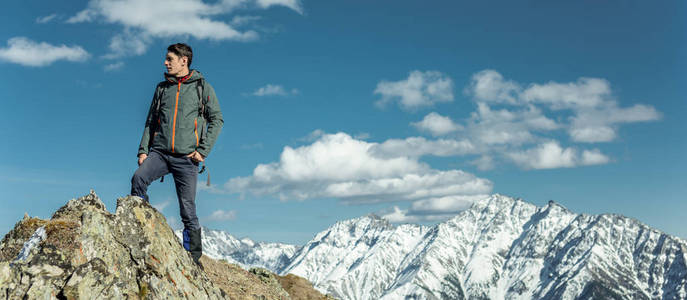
[274,194,687,300]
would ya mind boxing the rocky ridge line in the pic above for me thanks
[0,191,330,299]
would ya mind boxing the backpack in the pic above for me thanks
[152,79,211,186]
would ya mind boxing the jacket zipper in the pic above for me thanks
[171,81,181,153]
[194,118,199,147]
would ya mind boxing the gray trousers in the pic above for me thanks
[131,148,200,231]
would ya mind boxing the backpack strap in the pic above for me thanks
[196,78,206,120]
[195,78,210,182]
[152,83,165,183]
[153,82,165,126]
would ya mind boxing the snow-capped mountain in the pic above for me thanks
[282,214,431,299]
[186,195,687,300]
[174,227,298,271]
[279,195,687,299]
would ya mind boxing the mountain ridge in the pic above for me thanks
[201,194,687,300]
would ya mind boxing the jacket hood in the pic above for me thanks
[164,69,204,84]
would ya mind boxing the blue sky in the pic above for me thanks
[1,0,685,245]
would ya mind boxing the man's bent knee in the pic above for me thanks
[131,171,151,201]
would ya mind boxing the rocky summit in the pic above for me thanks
[0,191,329,300]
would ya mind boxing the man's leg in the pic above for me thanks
[170,155,201,263]
[131,150,169,202]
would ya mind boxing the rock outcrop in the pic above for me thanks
[0,191,224,299]
[0,191,328,299]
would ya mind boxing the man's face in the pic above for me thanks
[164,52,187,76]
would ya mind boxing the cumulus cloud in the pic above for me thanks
[0,37,90,67]
[207,209,237,221]
[521,77,611,109]
[466,69,521,104]
[225,132,492,204]
[372,137,476,158]
[412,112,463,136]
[104,29,151,59]
[463,102,559,147]
[569,126,616,143]
[568,104,661,143]
[67,0,302,58]
[581,149,611,165]
[507,141,610,169]
[380,194,490,223]
[463,70,661,144]
[368,69,660,170]
[374,70,454,111]
[252,84,299,96]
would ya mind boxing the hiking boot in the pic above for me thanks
[183,228,203,264]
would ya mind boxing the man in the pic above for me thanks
[131,43,223,264]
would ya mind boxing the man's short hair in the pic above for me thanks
[167,43,193,67]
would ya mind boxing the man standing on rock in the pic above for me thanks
[131,43,223,264]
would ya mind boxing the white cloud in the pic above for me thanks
[471,155,495,171]
[36,14,59,24]
[366,69,660,170]
[298,129,325,142]
[374,70,454,111]
[581,149,611,165]
[569,126,616,143]
[372,137,476,158]
[466,103,557,146]
[66,9,97,23]
[521,77,611,109]
[354,132,371,140]
[329,170,493,204]
[466,69,520,104]
[412,112,462,136]
[464,69,661,145]
[230,15,262,27]
[607,104,661,123]
[104,62,124,71]
[378,206,435,223]
[104,29,151,59]
[225,132,492,204]
[67,0,302,58]
[0,37,90,67]
[256,0,303,14]
[380,194,490,223]
[507,141,610,169]
[207,209,237,221]
[252,84,299,96]
[410,194,488,214]
[569,104,661,143]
